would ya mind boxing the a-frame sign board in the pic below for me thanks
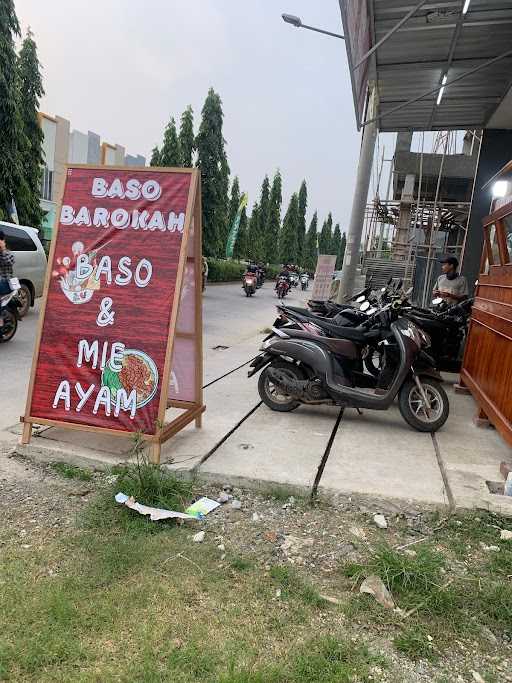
[21,165,204,463]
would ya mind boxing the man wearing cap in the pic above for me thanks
[433,256,468,305]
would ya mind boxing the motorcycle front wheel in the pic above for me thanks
[258,360,306,412]
[398,377,449,432]
[0,311,17,343]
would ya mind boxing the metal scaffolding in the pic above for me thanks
[360,130,477,305]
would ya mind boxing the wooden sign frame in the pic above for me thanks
[21,165,205,463]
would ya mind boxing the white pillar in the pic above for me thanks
[337,88,378,302]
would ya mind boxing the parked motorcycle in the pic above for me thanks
[276,276,290,300]
[249,300,449,432]
[300,273,309,290]
[242,271,258,297]
[0,285,22,343]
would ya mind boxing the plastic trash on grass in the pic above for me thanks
[115,492,197,521]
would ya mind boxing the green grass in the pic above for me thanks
[111,434,193,511]
[344,543,446,607]
[49,461,93,481]
[0,517,387,682]
[270,565,326,608]
[394,625,437,661]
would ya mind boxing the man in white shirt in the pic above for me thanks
[433,256,468,305]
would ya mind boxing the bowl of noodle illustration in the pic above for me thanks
[101,349,159,409]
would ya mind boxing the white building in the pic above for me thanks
[38,112,146,242]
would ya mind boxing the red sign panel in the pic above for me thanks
[27,166,194,435]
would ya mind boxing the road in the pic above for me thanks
[0,281,309,433]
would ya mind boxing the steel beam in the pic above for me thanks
[353,0,429,69]
[361,48,512,128]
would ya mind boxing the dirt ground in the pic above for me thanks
[1,449,511,682]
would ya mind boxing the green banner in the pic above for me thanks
[225,193,248,258]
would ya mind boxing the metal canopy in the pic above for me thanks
[349,0,512,131]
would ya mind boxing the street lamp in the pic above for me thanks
[281,13,345,40]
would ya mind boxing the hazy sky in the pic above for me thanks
[15,0,371,230]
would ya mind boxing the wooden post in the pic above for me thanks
[194,177,204,428]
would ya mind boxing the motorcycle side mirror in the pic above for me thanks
[432,297,443,305]
[360,301,370,311]
[356,295,366,303]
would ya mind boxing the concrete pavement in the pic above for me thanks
[3,282,512,513]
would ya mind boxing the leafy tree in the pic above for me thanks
[179,105,195,167]
[297,180,307,264]
[196,88,229,256]
[233,206,248,260]
[265,170,282,264]
[149,146,161,166]
[227,176,241,229]
[318,214,334,254]
[279,193,299,264]
[303,211,318,271]
[258,175,270,257]
[0,0,20,220]
[247,202,264,261]
[15,28,44,227]
[332,223,343,269]
[160,116,180,166]
[218,155,231,252]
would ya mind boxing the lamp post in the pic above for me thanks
[281,14,345,40]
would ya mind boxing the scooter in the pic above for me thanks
[290,272,299,288]
[249,302,449,433]
[0,281,22,343]
[242,271,258,297]
[276,276,290,300]
[300,273,309,290]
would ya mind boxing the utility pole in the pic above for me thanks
[337,87,378,302]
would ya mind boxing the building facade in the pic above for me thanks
[38,112,146,242]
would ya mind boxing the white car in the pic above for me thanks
[0,221,47,317]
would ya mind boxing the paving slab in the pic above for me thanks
[198,403,340,491]
[12,364,260,473]
[436,386,512,511]
[319,407,448,506]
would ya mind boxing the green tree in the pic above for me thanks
[218,155,231,253]
[227,175,241,229]
[196,88,229,256]
[179,105,195,167]
[304,211,318,271]
[297,180,307,264]
[318,216,333,254]
[15,28,44,228]
[279,193,299,264]
[332,223,343,269]
[247,202,264,261]
[258,175,270,258]
[265,170,282,264]
[233,206,248,260]
[149,146,161,166]
[160,116,180,166]
[0,0,21,220]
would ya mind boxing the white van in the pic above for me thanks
[0,221,47,317]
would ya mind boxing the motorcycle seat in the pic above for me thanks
[312,317,381,343]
